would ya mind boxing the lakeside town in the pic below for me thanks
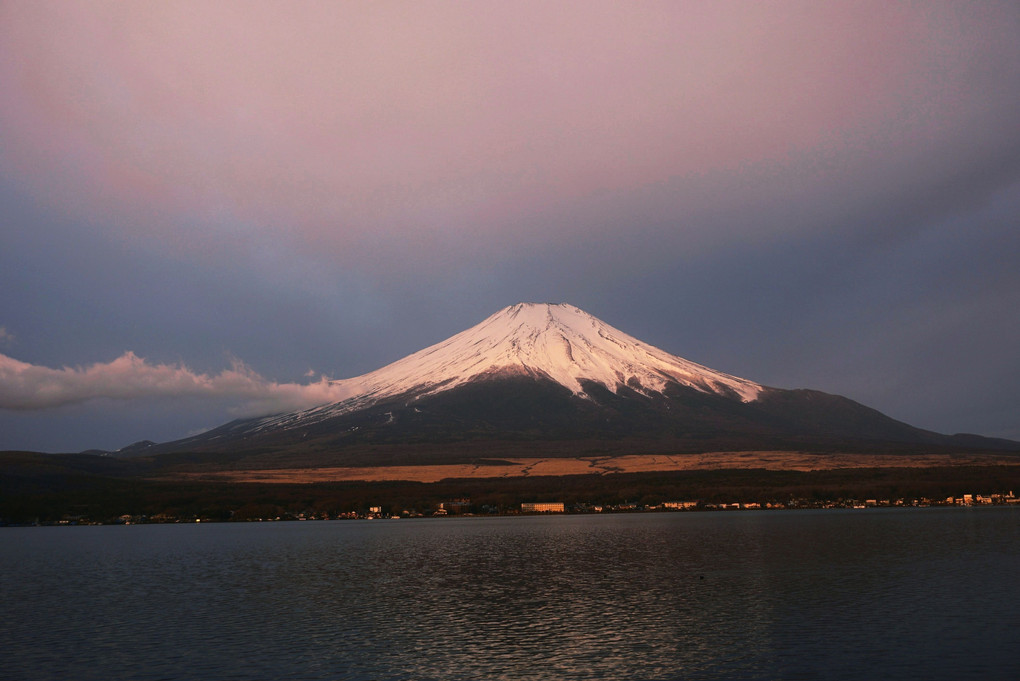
[20,490,1020,526]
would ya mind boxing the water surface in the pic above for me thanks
[3,509,1018,680]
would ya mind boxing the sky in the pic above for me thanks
[2,1,1019,452]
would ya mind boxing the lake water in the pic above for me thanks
[3,508,1019,680]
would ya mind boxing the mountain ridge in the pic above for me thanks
[135,303,1019,466]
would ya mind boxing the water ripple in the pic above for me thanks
[3,509,1019,680]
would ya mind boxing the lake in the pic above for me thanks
[2,508,1018,680]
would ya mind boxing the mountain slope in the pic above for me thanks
[145,303,1019,465]
[251,302,762,433]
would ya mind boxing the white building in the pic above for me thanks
[521,502,565,513]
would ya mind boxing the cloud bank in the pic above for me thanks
[0,351,346,416]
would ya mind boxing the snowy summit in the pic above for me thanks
[315,303,762,413]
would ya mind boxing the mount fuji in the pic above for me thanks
[148,303,1018,465]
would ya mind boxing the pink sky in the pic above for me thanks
[3,1,992,265]
[1,1,1018,450]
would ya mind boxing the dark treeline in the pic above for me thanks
[4,465,1020,524]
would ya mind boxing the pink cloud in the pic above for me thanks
[0,351,348,416]
[4,0,1012,271]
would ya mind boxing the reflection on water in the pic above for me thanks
[3,509,1019,680]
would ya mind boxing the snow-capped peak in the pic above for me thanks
[244,303,763,432]
[343,302,758,402]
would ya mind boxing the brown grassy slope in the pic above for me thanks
[162,451,1020,484]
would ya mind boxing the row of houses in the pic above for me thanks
[508,492,1020,514]
[946,492,1018,505]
